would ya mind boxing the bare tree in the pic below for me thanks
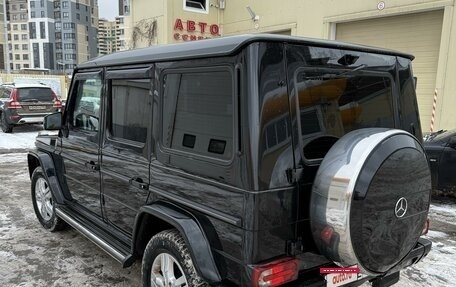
[132,19,158,48]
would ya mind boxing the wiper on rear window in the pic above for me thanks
[21,99,39,102]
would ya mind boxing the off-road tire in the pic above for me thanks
[1,112,13,133]
[31,167,67,231]
[142,229,208,287]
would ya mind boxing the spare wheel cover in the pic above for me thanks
[310,128,431,275]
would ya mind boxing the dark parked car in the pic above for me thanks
[28,34,431,287]
[0,83,62,133]
[424,129,456,197]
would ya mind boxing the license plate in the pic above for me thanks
[28,106,46,110]
[321,266,361,287]
[326,272,358,287]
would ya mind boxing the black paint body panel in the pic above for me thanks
[28,35,430,286]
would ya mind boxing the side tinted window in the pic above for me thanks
[109,79,151,143]
[0,88,8,98]
[70,77,102,132]
[162,69,233,160]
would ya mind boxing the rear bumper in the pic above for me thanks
[287,237,432,287]
[387,237,432,274]
[15,116,45,124]
[7,112,51,124]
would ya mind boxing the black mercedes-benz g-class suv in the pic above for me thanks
[28,34,432,287]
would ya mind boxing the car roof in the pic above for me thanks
[1,83,52,89]
[78,34,414,69]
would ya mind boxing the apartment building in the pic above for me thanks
[51,0,99,72]
[98,18,116,55]
[114,15,132,51]
[7,0,31,71]
[28,0,55,70]
[2,0,98,73]
[0,1,6,70]
[118,0,129,16]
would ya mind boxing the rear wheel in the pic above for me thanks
[142,229,208,287]
[31,167,67,231]
[1,112,13,133]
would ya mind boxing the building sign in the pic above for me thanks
[173,18,220,41]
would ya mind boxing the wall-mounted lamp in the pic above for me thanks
[246,6,260,21]
[246,6,260,29]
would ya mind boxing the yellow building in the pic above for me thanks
[128,0,456,132]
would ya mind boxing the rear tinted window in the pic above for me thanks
[17,87,53,102]
[294,68,394,136]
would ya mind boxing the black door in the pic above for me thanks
[437,137,456,189]
[101,68,153,234]
[60,71,103,217]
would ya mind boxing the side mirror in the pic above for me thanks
[43,112,62,130]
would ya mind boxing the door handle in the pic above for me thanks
[85,161,100,171]
[429,158,437,162]
[129,177,149,190]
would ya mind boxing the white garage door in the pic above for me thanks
[336,10,443,130]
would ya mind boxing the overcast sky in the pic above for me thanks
[98,0,119,20]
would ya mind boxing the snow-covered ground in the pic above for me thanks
[0,124,41,153]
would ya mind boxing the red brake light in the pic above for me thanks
[8,89,21,109]
[52,90,62,108]
[252,258,299,287]
[321,226,334,245]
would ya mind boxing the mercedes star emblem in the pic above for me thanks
[395,197,408,218]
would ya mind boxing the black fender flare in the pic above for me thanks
[27,150,66,204]
[134,203,222,284]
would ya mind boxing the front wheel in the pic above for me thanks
[31,167,67,231]
[142,229,208,287]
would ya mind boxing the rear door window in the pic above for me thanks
[17,87,53,102]
[109,78,151,144]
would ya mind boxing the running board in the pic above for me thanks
[55,207,134,267]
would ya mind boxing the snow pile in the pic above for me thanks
[0,125,40,153]
[0,153,27,164]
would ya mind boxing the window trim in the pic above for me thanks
[159,65,236,165]
[183,0,209,14]
[105,68,154,148]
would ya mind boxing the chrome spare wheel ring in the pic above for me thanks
[35,177,54,221]
[151,253,188,287]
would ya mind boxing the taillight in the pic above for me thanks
[321,226,334,245]
[52,90,62,108]
[8,89,21,109]
[252,258,299,287]
[422,218,430,235]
